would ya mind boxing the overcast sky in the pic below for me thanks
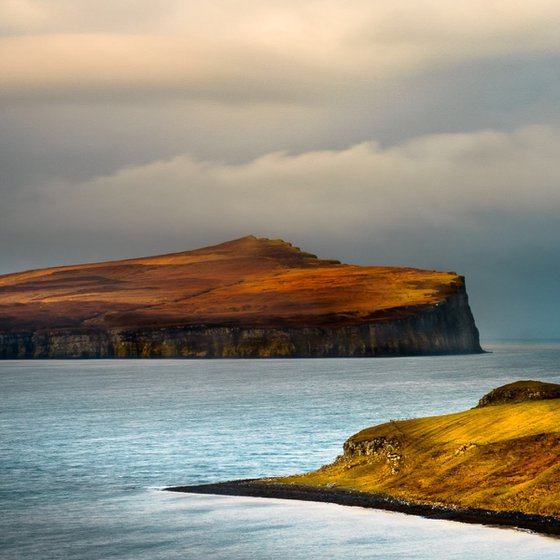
[1,1,560,340]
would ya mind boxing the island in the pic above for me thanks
[0,235,482,358]
[167,380,560,535]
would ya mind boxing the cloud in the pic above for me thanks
[5,125,559,241]
[2,34,339,104]
[1,1,559,103]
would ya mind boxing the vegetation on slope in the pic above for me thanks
[0,235,461,330]
[275,381,560,516]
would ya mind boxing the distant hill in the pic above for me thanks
[0,236,481,358]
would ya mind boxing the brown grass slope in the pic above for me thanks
[276,381,560,516]
[0,236,461,330]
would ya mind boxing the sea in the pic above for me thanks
[1,342,560,559]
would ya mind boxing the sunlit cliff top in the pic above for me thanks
[0,235,462,330]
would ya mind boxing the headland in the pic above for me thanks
[167,381,560,536]
[0,236,482,358]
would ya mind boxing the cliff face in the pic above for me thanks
[278,381,560,517]
[0,236,482,358]
[0,288,480,358]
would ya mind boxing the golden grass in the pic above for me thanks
[274,399,560,516]
[0,236,460,329]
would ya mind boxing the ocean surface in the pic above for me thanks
[2,342,560,559]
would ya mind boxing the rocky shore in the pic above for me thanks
[165,480,560,536]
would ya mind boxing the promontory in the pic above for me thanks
[168,380,560,535]
[0,235,482,358]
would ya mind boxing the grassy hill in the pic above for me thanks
[0,235,462,330]
[0,235,482,358]
[275,381,560,516]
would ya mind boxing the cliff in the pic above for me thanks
[0,235,482,358]
[274,381,560,518]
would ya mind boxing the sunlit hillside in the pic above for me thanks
[0,236,460,330]
[277,381,560,516]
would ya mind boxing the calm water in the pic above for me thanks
[2,343,560,559]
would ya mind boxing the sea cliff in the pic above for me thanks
[0,236,482,358]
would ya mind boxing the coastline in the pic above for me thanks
[165,479,560,537]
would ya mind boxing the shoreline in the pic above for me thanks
[165,479,560,537]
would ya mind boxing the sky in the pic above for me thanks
[1,1,560,340]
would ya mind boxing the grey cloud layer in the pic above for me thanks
[2,2,560,103]
[6,125,558,234]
